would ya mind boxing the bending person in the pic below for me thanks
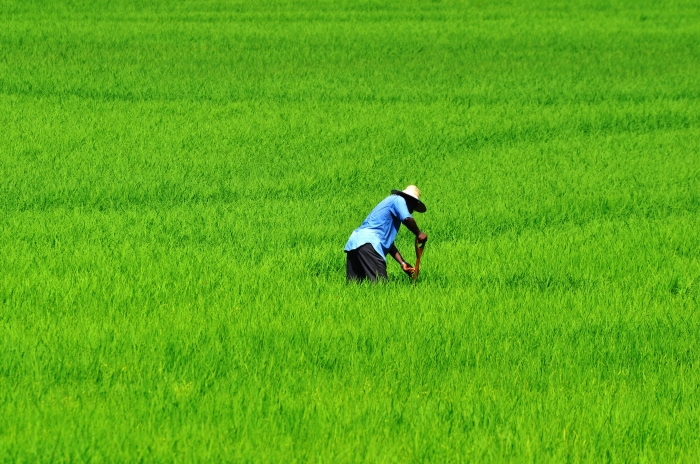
[344,185,428,282]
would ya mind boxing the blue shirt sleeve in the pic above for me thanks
[392,196,412,222]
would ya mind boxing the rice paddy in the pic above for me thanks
[1,0,699,461]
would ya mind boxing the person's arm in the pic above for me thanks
[388,243,414,276]
[403,217,428,243]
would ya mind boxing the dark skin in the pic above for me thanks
[389,198,428,277]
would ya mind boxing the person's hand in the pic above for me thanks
[401,262,415,277]
[417,232,428,244]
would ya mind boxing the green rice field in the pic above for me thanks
[1,0,699,461]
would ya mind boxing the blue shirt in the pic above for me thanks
[344,195,412,260]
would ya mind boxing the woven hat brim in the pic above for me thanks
[391,190,426,213]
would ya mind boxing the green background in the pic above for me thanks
[1,0,699,461]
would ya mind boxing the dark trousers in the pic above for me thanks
[346,243,387,282]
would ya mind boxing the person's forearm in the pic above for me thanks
[403,217,421,236]
[388,243,407,265]
[403,217,427,243]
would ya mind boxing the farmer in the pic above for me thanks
[344,185,428,282]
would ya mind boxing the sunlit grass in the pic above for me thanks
[1,0,699,461]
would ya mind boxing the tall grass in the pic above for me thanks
[1,0,699,461]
